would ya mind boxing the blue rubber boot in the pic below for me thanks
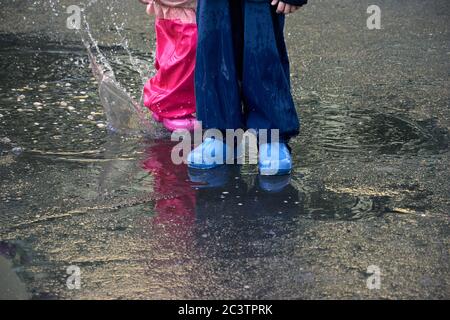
[187,138,235,170]
[258,142,292,176]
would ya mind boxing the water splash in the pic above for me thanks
[81,19,155,136]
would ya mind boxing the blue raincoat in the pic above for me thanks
[195,0,307,141]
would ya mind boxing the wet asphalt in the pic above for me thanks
[0,0,449,299]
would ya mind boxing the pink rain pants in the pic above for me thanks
[142,0,197,120]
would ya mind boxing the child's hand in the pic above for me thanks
[271,0,300,14]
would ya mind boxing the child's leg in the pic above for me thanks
[195,0,245,131]
[242,1,300,141]
[143,2,197,120]
[190,0,298,172]
[195,0,299,140]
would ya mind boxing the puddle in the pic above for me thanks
[0,0,448,300]
[300,102,448,157]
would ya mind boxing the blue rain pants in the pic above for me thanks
[195,0,300,141]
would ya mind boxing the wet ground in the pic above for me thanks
[0,0,449,299]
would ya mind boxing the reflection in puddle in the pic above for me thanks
[138,140,393,224]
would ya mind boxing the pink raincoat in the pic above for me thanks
[142,0,197,120]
